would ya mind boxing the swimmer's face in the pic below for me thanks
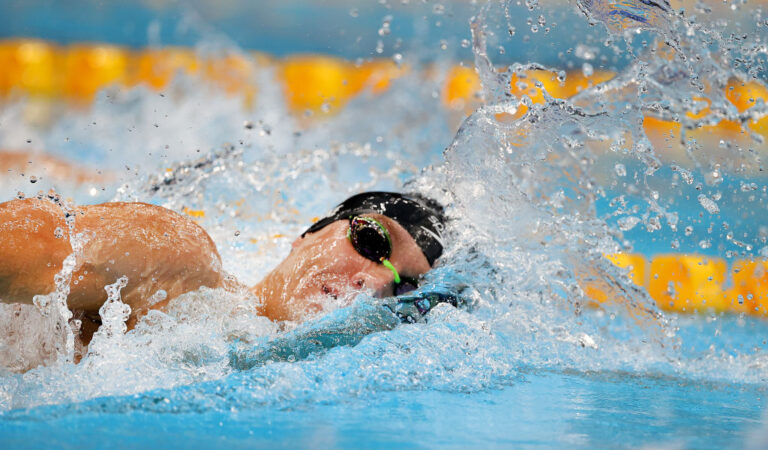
[255,214,431,322]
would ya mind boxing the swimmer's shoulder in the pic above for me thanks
[81,202,215,243]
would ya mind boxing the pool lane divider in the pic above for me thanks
[591,253,768,316]
[2,38,768,140]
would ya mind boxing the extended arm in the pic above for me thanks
[0,199,224,320]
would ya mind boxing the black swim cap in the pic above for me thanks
[301,191,446,266]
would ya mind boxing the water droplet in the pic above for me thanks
[54,227,64,239]
[646,216,661,232]
[575,44,597,60]
[349,8,359,17]
[378,15,392,37]
[29,176,38,184]
[243,121,254,130]
[234,230,241,237]
[698,194,720,214]
[614,163,626,177]
[617,216,641,231]
[740,182,758,192]
[582,62,594,77]
[677,167,694,184]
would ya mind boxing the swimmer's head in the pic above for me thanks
[254,192,446,321]
[301,191,446,266]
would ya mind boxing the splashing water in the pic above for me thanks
[577,0,673,34]
[1,2,768,443]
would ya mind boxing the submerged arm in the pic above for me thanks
[229,282,469,370]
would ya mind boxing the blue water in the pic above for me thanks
[2,0,768,448]
[2,372,765,449]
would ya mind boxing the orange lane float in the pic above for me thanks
[127,47,199,91]
[727,258,768,316]
[726,78,768,138]
[3,38,768,140]
[280,55,406,116]
[0,39,58,98]
[595,253,768,316]
[443,65,483,114]
[202,52,262,108]
[647,255,728,313]
[280,55,356,116]
[61,44,129,102]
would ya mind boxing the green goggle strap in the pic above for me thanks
[382,259,401,284]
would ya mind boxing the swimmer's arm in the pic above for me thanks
[229,298,401,370]
[70,202,225,316]
[229,287,469,370]
[0,199,224,315]
[0,198,72,304]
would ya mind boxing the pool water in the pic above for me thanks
[2,371,765,448]
[2,0,768,448]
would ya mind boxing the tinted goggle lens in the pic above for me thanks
[348,216,420,295]
[348,216,391,262]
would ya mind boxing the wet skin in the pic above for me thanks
[0,199,431,338]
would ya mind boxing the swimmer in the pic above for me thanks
[0,191,447,347]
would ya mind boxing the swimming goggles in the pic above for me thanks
[347,216,420,296]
